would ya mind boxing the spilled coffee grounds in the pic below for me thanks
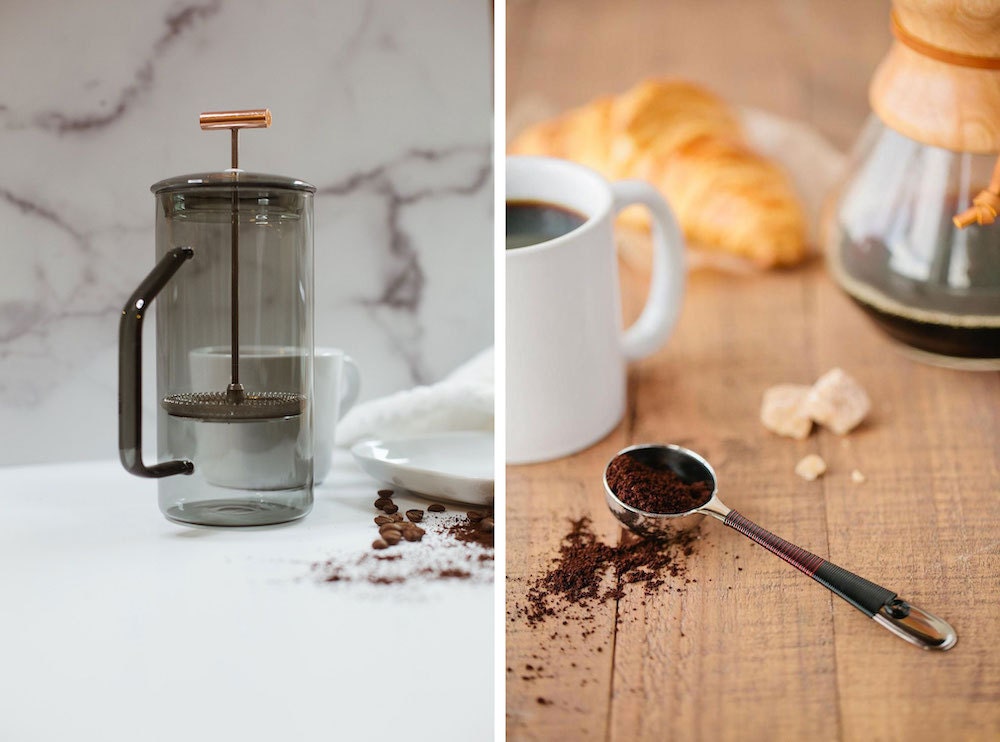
[606,455,712,513]
[448,511,494,548]
[516,516,698,626]
[312,491,493,587]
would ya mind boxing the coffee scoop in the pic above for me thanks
[603,443,957,651]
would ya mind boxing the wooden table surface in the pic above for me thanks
[506,2,1000,740]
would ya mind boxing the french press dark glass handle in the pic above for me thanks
[118,246,195,478]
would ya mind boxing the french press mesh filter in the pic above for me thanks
[119,109,317,527]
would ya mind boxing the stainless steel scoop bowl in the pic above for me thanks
[603,443,958,651]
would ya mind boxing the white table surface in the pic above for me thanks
[0,454,494,742]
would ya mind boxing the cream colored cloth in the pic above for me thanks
[336,347,494,446]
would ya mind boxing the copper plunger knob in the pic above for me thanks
[199,109,271,130]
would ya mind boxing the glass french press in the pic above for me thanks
[119,109,317,527]
[824,1,1000,369]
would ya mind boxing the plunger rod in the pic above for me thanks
[230,154,241,397]
[198,109,272,402]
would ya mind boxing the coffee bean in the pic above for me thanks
[480,517,494,533]
[374,497,393,509]
[379,523,402,535]
[405,509,423,522]
[383,503,399,514]
[372,539,388,550]
[403,527,425,542]
[377,489,394,497]
[428,503,446,512]
[390,513,404,522]
[374,515,392,525]
[383,531,402,545]
[467,510,484,522]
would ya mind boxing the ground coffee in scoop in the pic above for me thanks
[606,455,712,513]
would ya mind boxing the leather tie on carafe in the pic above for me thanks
[954,155,1000,228]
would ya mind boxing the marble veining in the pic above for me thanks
[316,144,491,385]
[0,0,492,465]
[318,144,491,312]
[2,1,223,135]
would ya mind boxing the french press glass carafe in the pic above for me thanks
[119,109,317,527]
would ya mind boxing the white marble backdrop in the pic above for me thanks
[0,0,492,465]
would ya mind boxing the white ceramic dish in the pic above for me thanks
[350,431,494,506]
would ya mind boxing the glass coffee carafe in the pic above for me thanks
[119,109,317,527]
[824,1,1000,369]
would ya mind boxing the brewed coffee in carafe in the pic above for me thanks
[824,1,1000,368]
[119,109,317,527]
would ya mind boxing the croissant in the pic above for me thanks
[509,80,808,268]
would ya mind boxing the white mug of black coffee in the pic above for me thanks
[506,156,685,464]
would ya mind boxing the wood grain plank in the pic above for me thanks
[812,272,1000,741]
[505,439,627,741]
[607,265,842,742]
[504,199,653,742]
[507,0,890,150]
[505,0,537,120]
[792,0,893,149]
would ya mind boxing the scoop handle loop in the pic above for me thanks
[725,509,956,650]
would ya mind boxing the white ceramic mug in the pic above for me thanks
[189,346,360,486]
[311,347,362,483]
[506,156,685,464]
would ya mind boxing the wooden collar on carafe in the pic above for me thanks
[890,11,1000,70]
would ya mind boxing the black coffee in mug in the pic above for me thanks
[506,200,587,249]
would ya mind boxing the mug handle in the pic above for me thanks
[610,181,686,361]
[338,355,361,419]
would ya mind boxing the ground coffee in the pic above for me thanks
[514,516,698,627]
[606,455,712,513]
[447,511,495,549]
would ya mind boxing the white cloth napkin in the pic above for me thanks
[336,347,494,446]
